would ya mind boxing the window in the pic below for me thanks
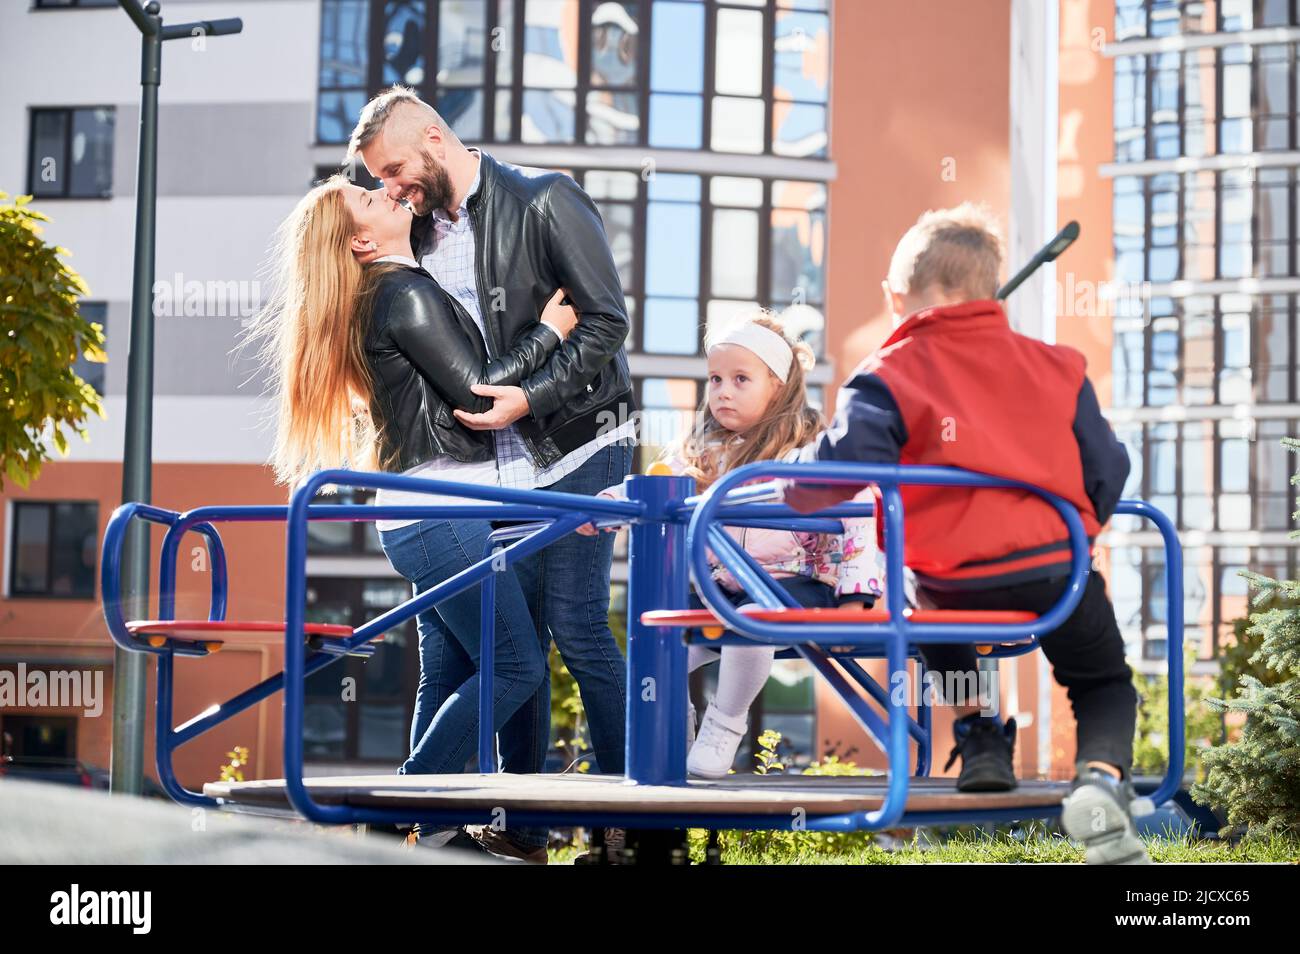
[771,1,829,158]
[27,107,114,199]
[303,577,417,763]
[554,168,827,360]
[312,161,381,191]
[635,376,699,470]
[73,302,107,397]
[9,502,98,599]
[306,487,383,556]
[317,0,370,143]
[317,0,830,155]
[0,715,77,762]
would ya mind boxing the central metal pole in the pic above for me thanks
[624,475,693,784]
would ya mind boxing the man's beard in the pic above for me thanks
[411,150,456,216]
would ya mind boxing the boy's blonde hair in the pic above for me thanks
[887,202,1003,301]
[672,310,822,492]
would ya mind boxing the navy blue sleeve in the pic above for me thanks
[1073,378,1130,525]
[802,371,908,465]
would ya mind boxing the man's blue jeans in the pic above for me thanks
[378,517,547,785]
[499,440,633,848]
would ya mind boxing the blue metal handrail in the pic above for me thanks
[688,462,1092,644]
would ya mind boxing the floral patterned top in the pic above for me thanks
[600,446,884,603]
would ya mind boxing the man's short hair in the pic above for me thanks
[887,202,1004,300]
[346,85,445,162]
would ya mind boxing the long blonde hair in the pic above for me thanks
[673,311,823,492]
[242,174,396,493]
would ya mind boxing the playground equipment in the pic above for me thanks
[100,461,1184,851]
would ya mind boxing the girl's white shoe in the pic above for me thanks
[687,703,748,778]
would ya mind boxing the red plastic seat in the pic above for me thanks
[125,619,354,653]
[640,606,1038,653]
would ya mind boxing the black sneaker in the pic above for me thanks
[943,715,1017,792]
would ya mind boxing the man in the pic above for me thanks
[348,86,637,862]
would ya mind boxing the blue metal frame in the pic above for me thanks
[98,463,1185,831]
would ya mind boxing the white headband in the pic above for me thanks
[706,322,798,382]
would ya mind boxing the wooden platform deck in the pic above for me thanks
[204,773,1071,817]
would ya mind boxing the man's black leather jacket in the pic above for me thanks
[410,150,636,468]
[364,265,561,471]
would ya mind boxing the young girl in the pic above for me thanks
[581,312,882,777]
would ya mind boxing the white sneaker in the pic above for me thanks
[686,704,697,747]
[687,704,748,779]
[1060,768,1152,865]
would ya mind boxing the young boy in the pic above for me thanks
[787,203,1148,864]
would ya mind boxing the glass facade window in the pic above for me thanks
[1109,0,1300,660]
[1111,294,1297,410]
[531,167,829,360]
[318,0,831,155]
[1113,37,1298,163]
[772,0,829,158]
[318,0,371,143]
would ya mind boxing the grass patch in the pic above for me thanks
[549,827,1300,865]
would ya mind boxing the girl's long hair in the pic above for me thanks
[672,311,823,492]
[241,174,398,493]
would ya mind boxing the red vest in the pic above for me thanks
[866,300,1099,587]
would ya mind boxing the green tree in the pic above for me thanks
[0,193,105,491]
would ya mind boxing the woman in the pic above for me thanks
[245,174,575,844]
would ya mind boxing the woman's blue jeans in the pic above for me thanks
[378,517,547,789]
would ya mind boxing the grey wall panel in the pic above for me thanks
[115,101,316,197]
[153,314,273,396]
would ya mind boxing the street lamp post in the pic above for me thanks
[111,0,243,795]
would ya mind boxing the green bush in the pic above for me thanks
[1131,646,1223,780]
[0,192,105,490]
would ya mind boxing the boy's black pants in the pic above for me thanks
[917,570,1137,776]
